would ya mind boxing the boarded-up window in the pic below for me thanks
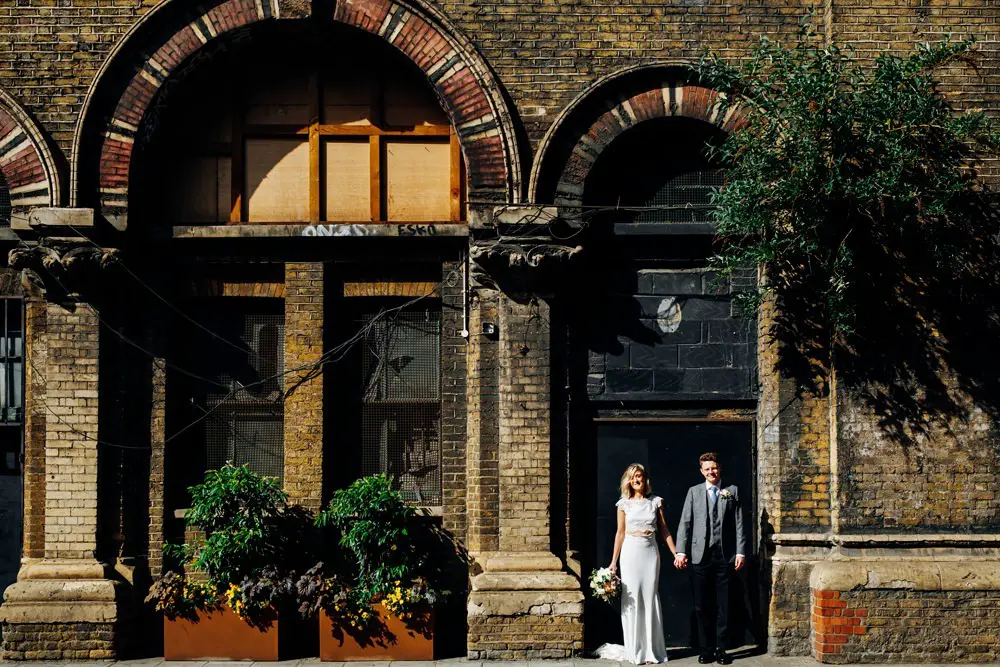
[246,139,310,222]
[325,140,371,221]
[172,156,231,223]
[385,139,451,221]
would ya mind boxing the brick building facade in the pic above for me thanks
[0,0,996,662]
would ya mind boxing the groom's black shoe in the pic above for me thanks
[698,653,715,664]
[715,650,733,665]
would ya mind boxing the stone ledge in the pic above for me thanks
[0,601,120,624]
[3,578,119,603]
[485,552,563,572]
[468,590,584,617]
[810,560,1000,591]
[17,558,109,580]
[472,571,581,592]
[774,532,1000,546]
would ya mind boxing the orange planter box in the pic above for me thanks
[164,606,281,661]
[319,604,434,661]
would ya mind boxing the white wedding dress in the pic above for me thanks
[597,495,668,664]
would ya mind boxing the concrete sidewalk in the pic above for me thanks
[7,655,994,667]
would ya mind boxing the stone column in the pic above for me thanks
[465,221,585,659]
[1,301,124,659]
[0,243,127,660]
[283,262,324,511]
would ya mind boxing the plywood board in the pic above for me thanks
[246,139,309,222]
[384,75,448,127]
[246,73,311,126]
[385,139,450,221]
[173,157,220,223]
[217,156,232,223]
[324,140,371,221]
[323,76,373,126]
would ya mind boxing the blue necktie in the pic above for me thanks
[710,487,718,506]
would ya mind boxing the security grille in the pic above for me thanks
[0,173,10,226]
[634,168,724,224]
[0,298,22,475]
[358,308,441,504]
[174,300,285,481]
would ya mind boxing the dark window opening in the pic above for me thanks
[168,298,285,486]
[583,117,727,225]
[352,304,442,505]
[0,298,23,476]
[0,172,10,227]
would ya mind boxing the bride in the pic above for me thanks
[598,463,678,664]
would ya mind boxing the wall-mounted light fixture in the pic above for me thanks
[482,322,498,337]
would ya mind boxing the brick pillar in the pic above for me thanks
[467,292,583,659]
[466,288,500,553]
[147,322,166,579]
[440,259,468,539]
[1,300,126,660]
[283,262,324,511]
[21,295,46,560]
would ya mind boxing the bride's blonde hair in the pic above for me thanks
[620,463,652,499]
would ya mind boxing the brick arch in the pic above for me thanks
[0,88,61,215]
[529,64,747,207]
[77,0,521,224]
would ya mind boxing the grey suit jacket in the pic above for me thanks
[676,482,746,565]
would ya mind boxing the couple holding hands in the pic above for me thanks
[600,453,746,665]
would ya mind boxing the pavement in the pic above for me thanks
[6,653,996,667]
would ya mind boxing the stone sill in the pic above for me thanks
[773,532,1000,547]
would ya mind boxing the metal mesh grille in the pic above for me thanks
[174,300,285,481]
[358,308,441,504]
[0,172,10,226]
[634,168,724,224]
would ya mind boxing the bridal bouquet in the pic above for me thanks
[588,567,620,604]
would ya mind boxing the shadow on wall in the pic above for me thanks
[770,191,1000,449]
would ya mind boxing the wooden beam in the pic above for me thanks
[450,131,462,222]
[229,95,244,223]
[242,124,452,137]
[370,135,381,222]
[309,124,321,223]
[309,73,321,223]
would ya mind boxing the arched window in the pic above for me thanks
[137,24,463,226]
[583,117,726,226]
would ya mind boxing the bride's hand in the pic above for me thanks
[609,562,617,574]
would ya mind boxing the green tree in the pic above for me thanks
[698,29,999,347]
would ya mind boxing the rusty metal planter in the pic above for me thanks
[319,603,434,661]
[164,606,283,661]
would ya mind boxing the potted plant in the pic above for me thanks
[308,474,441,661]
[146,464,309,660]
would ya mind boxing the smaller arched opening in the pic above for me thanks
[583,116,726,230]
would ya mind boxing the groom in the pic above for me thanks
[674,452,746,665]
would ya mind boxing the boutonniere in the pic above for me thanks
[719,489,734,500]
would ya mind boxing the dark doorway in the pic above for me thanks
[0,297,23,601]
[588,420,758,650]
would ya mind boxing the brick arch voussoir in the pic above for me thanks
[96,0,512,222]
[542,78,744,208]
[0,89,61,214]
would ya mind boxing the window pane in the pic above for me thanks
[385,139,450,221]
[246,139,309,222]
[325,140,371,221]
[359,308,442,504]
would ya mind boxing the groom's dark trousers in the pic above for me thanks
[692,543,729,652]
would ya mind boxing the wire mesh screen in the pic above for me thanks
[634,168,724,224]
[173,300,285,482]
[0,173,10,226]
[358,308,442,504]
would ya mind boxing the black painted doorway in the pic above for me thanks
[588,421,759,650]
